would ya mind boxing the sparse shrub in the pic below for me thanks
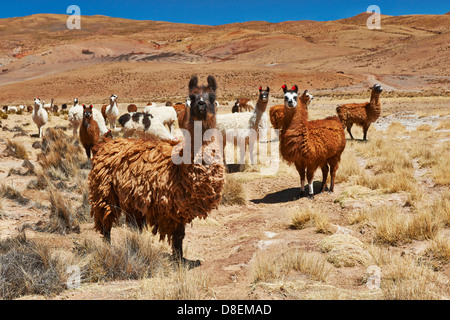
[74,231,170,283]
[221,175,246,205]
[252,249,330,283]
[4,139,29,160]
[0,184,30,206]
[0,234,65,299]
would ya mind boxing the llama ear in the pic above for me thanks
[189,76,199,91]
[292,85,298,93]
[281,85,287,93]
[207,75,217,91]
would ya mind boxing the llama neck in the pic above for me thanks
[185,120,221,164]
[280,101,310,159]
[252,99,268,129]
[82,116,91,128]
[370,91,381,106]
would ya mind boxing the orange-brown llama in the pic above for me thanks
[127,104,138,113]
[279,85,346,199]
[269,85,314,132]
[79,105,100,159]
[88,75,225,261]
[336,84,383,141]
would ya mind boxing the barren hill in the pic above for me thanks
[0,12,448,104]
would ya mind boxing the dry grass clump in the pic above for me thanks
[74,231,171,283]
[436,119,450,131]
[252,249,331,283]
[368,246,448,300]
[386,122,406,134]
[372,204,441,245]
[333,149,365,183]
[139,267,211,300]
[38,189,80,235]
[290,203,336,234]
[415,124,433,132]
[221,174,246,205]
[430,143,450,186]
[4,139,29,160]
[319,234,373,268]
[0,234,65,299]
[36,128,85,183]
[0,184,30,206]
[425,235,450,264]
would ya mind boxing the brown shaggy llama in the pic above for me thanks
[89,75,225,262]
[336,84,383,141]
[279,85,346,199]
[79,105,100,159]
[127,104,138,113]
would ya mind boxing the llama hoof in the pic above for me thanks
[307,194,314,200]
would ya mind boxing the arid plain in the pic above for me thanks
[0,12,449,300]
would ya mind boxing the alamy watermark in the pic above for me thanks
[66,5,81,30]
[66,265,81,289]
[366,265,381,290]
[366,5,381,30]
[171,122,280,176]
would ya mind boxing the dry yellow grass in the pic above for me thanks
[5,139,29,160]
[319,234,373,267]
[221,174,247,205]
[426,235,450,263]
[290,203,336,234]
[252,249,331,283]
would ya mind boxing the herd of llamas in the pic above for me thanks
[3,77,384,262]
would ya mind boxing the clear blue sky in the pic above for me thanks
[1,0,448,25]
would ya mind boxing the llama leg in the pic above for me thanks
[347,123,354,140]
[295,163,306,197]
[306,168,315,199]
[321,164,329,193]
[249,141,256,165]
[172,223,186,261]
[328,160,340,193]
[363,123,371,141]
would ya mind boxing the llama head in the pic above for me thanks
[300,90,314,109]
[83,105,94,119]
[370,84,383,93]
[282,85,299,109]
[188,75,218,129]
[259,86,270,102]
[74,98,78,105]
[34,97,42,107]
[110,94,118,102]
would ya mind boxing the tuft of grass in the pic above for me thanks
[290,203,336,234]
[0,234,65,299]
[374,204,441,245]
[426,235,450,264]
[4,139,29,160]
[368,246,448,300]
[43,189,80,235]
[252,249,330,283]
[74,231,171,283]
[221,174,246,205]
[0,184,30,206]
[320,234,373,268]
[37,128,85,181]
